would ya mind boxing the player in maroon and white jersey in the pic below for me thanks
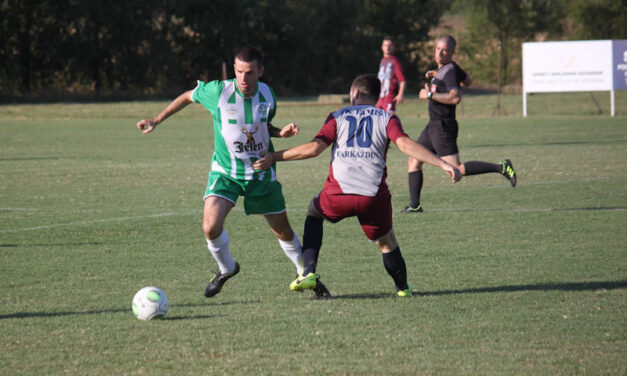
[254,74,461,297]
[376,36,406,113]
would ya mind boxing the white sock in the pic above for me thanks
[206,229,236,274]
[278,231,304,275]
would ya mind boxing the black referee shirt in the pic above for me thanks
[428,62,468,120]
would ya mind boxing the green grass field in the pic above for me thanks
[1,94,626,375]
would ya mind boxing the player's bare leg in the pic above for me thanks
[203,195,234,240]
[265,211,304,276]
[441,154,463,173]
[264,211,296,241]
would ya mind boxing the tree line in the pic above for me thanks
[456,0,625,90]
[1,0,624,102]
[1,0,448,101]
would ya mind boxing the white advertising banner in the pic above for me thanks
[523,40,613,93]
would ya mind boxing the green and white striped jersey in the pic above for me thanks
[192,79,277,181]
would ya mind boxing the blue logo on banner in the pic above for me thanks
[613,40,627,90]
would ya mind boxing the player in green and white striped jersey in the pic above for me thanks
[137,47,331,298]
[192,73,277,181]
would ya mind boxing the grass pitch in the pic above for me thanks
[0,94,625,375]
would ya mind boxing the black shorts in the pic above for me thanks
[416,119,459,157]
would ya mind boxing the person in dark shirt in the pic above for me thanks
[401,35,517,213]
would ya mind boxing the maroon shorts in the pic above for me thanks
[313,189,393,241]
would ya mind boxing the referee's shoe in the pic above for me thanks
[400,205,423,213]
[499,159,517,187]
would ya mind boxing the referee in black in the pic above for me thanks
[401,35,517,213]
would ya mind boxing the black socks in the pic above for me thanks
[408,170,423,208]
[302,215,323,275]
[382,247,408,291]
[463,161,500,175]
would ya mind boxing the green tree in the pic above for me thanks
[0,0,449,100]
[454,0,565,87]
[170,0,448,95]
[0,0,65,96]
[567,0,626,40]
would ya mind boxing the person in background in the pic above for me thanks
[401,35,517,213]
[376,36,406,113]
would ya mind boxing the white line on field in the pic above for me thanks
[3,205,624,234]
[0,210,198,233]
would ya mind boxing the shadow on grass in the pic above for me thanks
[333,280,627,300]
[468,139,626,149]
[166,314,226,320]
[0,242,107,248]
[429,206,627,213]
[0,157,60,162]
[0,308,129,319]
[0,301,258,320]
[550,206,627,211]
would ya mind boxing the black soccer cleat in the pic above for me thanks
[400,205,423,213]
[204,262,240,297]
[499,159,517,187]
[313,275,332,299]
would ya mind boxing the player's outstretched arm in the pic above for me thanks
[396,136,461,183]
[268,122,299,138]
[136,90,194,134]
[253,139,328,171]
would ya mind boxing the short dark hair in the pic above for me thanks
[383,35,394,43]
[234,46,263,67]
[438,35,456,51]
[351,74,380,100]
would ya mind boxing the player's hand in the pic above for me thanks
[253,150,274,171]
[425,70,436,80]
[394,94,404,105]
[137,118,159,134]
[442,163,462,184]
[418,84,429,100]
[279,123,299,138]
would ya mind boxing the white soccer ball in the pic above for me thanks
[132,286,169,321]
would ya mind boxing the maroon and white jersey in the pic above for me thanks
[376,55,406,112]
[314,105,408,197]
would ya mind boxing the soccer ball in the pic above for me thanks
[132,286,169,321]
